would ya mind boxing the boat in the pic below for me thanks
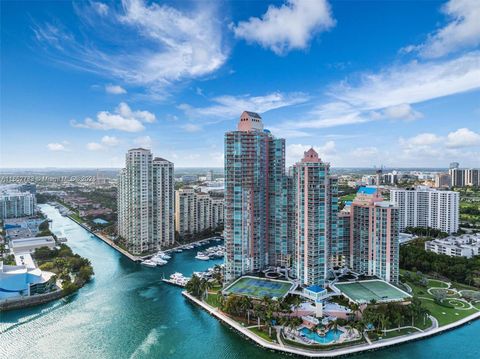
[195,253,210,261]
[150,257,168,266]
[162,272,190,287]
[174,248,183,253]
[156,252,171,260]
[141,260,157,268]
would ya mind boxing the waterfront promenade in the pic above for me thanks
[182,291,480,358]
[66,214,140,262]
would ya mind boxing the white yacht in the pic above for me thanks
[141,260,157,268]
[195,253,210,261]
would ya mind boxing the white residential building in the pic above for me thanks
[118,148,174,255]
[425,234,480,258]
[0,190,36,219]
[390,187,459,234]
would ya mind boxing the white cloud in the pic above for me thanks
[85,136,120,151]
[332,52,480,110]
[101,135,120,146]
[233,0,335,55]
[34,0,227,95]
[286,141,336,165]
[47,143,68,151]
[105,84,127,94]
[372,103,423,121]
[350,146,379,158]
[446,127,480,148]
[406,0,480,58]
[71,102,155,132]
[181,123,202,133]
[180,91,308,121]
[86,142,104,151]
[399,133,442,148]
[134,135,153,149]
[92,2,109,16]
[279,51,480,132]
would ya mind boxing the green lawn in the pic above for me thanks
[427,279,449,288]
[340,193,356,202]
[402,271,479,327]
[419,299,477,326]
[249,327,275,342]
[375,327,421,340]
[69,213,84,223]
[205,292,221,308]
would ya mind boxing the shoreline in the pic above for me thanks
[66,214,141,262]
[182,291,480,358]
[67,211,222,263]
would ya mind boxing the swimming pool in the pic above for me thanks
[299,327,343,344]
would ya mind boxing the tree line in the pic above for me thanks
[400,243,480,287]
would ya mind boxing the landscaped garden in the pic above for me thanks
[401,270,480,327]
[33,244,94,295]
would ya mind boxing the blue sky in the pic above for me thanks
[1,0,479,168]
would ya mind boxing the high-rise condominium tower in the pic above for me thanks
[118,148,174,255]
[350,188,399,283]
[224,111,287,281]
[390,187,459,234]
[292,148,338,286]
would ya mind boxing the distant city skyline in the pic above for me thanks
[1,0,479,168]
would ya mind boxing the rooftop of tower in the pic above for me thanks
[237,111,264,132]
[301,148,321,163]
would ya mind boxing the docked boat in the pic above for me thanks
[150,256,168,266]
[141,260,157,268]
[162,272,190,287]
[156,251,171,260]
[195,253,210,261]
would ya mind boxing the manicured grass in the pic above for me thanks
[376,327,421,340]
[428,279,449,288]
[205,292,221,308]
[340,193,356,202]
[69,213,84,223]
[223,276,293,299]
[249,327,275,342]
[419,298,477,326]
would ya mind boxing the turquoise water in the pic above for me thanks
[1,204,479,358]
[93,218,108,225]
[299,327,343,344]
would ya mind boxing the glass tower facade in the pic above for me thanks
[224,111,286,281]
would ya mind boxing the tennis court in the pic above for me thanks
[223,276,294,299]
[334,280,411,304]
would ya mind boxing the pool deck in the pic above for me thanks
[183,291,480,358]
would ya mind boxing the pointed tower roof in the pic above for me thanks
[302,147,320,163]
[237,111,264,132]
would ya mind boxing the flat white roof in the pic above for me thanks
[14,253,36,269]
[11,236,55,248]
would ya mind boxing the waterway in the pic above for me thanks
[1,204,479,358]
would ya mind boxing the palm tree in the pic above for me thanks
[350,302,360,320]
[379,314,389,336]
